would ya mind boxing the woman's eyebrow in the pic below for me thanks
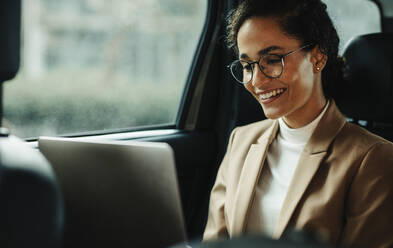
[239,45,284,60]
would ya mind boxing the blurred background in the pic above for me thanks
[3,0,207,138]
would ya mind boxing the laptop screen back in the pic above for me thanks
[38,137,186,248]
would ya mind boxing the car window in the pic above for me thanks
[3,0,207,139]
[323,0,381,54]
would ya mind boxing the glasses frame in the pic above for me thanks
[228,44,313,84]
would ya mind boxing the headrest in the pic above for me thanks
[340,33,393,122]
[0,1,21,82]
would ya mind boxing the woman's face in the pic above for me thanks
[237,17,327,128]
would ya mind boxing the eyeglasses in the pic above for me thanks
[228,44,312,84]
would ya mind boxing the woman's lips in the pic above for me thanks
[257,88,287,104]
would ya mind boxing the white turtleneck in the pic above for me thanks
[246,101,330,237]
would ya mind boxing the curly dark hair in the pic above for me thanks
[226,0,346,100]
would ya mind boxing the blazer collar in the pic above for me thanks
[273,100,347,238]
[304,100,347,154]
[257,119,280,145]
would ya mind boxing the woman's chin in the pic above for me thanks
[261,107,284,120]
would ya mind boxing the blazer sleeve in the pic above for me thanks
[202,128,238,241]
[340,142,393,248]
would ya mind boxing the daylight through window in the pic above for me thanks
[3,0,207,138]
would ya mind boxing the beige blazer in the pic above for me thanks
[203,101,393,248]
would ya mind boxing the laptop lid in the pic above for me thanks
[38,136,186,248]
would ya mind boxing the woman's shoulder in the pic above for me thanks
[232,119,275,137]
[229,119,276,145]
[235,119,275,133]
[337,121,393,155]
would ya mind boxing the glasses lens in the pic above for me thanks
[260,54,283,78]
[230,61,252,84]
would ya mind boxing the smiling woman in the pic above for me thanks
[203,0,393,247]
[236,17,326,128]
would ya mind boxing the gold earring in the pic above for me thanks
[316,67,320,71]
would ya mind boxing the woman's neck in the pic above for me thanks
[283,96,328,129]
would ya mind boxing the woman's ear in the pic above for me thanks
[311,45,327,73]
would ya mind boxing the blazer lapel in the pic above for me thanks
[230,120,279,236]
[273,151,327,238]
[273,101,347,238]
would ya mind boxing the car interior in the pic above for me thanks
[1,0,392,247]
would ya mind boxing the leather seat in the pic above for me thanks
[339,33,393,141]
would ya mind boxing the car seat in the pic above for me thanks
[340,33,393,141]
[0,129,64,248]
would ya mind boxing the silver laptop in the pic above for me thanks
[38,136,187,248]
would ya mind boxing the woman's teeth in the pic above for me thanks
[259,88,285,100]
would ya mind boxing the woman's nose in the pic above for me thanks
[251,65,270,88]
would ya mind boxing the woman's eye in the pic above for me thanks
[243,64,252,71]
[266,58,281,64]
